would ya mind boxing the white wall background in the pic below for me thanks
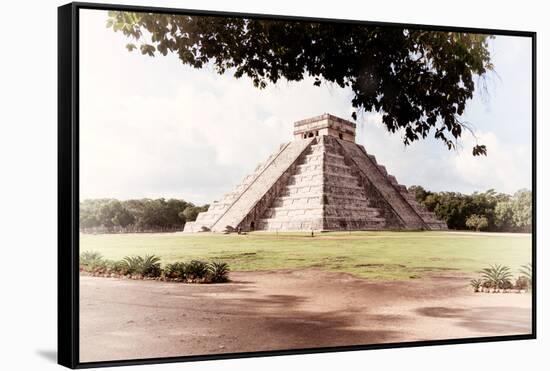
[0,0,546,370]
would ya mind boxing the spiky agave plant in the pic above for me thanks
[121,255,162,277]
[185,260,209,280]
[480,264,513,292]
[470,279,482,293]
[208,261,230,283]
[519,263,532,291]
[80,251,103,266]
[121,255,144,275]
[105,259,127,275]
[141,255,162,277]
[164,262,187,279]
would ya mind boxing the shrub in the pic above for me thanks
[79,251,110,274]
[501,280,514,291]
[121,255,162,277]
[79,253,230,283]
[515,276,530,291]
[121,256,142,275]
[465,214,489,231]
[519,263,532,291]
[164,262,187,279]
[80,251,103,266]
[481,280,492,293]
[208,262,230,283]
[104,259,128,275]
[88,259,108,274]
[470,279,482,293]
[141,255,162,277]
[185,260,209,280]
[480,264,513,292]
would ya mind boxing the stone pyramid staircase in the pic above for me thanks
[184,138,314,232]
[184,114,447,232]
[257,136,386,231]
[338,140,447,230]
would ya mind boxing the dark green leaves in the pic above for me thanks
[106,11,494,155]
[140,44,156,57]
[472,144,487,156]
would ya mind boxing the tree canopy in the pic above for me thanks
[106,11,494,155]
[80,198,209,233]
[411,186,532,232]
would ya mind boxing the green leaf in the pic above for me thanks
[472,144,487,156]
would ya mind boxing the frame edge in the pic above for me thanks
[62,2,537,368]
[58,2,79,369]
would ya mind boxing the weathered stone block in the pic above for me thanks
[185,114,447,232]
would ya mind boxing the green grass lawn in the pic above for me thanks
[80,231,532,280]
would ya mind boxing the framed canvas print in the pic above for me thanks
[58,2,536,368]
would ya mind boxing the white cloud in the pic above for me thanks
[355,113,531,194]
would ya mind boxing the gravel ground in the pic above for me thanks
[80,269,532,362]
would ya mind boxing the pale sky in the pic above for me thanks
[79,9,532,204]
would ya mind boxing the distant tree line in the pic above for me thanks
[409,186,532,232]
[80,188,532,234]
[79,198,209,233]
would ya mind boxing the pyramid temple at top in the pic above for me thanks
[184,114,447,233]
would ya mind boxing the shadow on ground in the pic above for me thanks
[36,350,57,363]
[416,306,531,334]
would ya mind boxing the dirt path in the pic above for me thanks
[80,269,531,362]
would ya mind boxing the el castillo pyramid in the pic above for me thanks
[184,114,447,232]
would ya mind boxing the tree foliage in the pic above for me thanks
[106,11,494,154]
[411,186,531,232]
[79,198,209,233]
[465,214,489,231]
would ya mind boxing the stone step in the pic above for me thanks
[274,193,372,205]
[272,196,323,208]
[324,210,382,219]
[323,184,366,193]
[289,172,359,184]
[257,217,386,231]
[263,208,324,218]
[295,163,323,173]
[210,138,315,232]
[256,219,324,231]
[323,218,386,230]
[339,141,427,229]
[325,204,380,212]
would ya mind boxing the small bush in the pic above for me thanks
[185,260,209,280]
[121,255,162,277]
[103,259,128,275]
[481,280,492,293]
[480,264,513,291]
[79,251,110,274]
[141,255,162,277]
[164,262,187,279]
[501,280,514,291]
[515,276,530,291]
[121,256,142,275]
[80,251,103,266]
[208,261,230,283]
[470,279,482,293]
[519,263,532,291]
[79,252,230,283]
[470,263,532,294]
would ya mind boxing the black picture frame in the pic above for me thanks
[58,2,537,368]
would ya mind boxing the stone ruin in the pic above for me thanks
[184,114,447,232]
